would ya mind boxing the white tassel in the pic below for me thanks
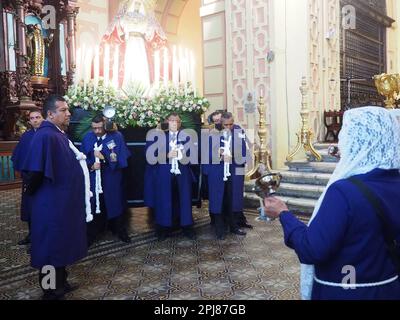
[93,142,103,214]
[68,140,93,223]
[221,135,232,181]
[169,139,184,175]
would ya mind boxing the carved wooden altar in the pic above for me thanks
[0,0,78,140]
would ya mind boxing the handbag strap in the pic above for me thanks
[348,177,400,275]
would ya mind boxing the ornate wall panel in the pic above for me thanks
[308,0,340,141]
[226,0,271,146]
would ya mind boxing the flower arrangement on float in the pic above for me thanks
[64,80,209,129]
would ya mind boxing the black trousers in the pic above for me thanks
[87,194,126,244]
[171,174,181,227]
[156,175,193,235]
[214,177,239,236]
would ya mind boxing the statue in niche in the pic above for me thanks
[26,24,53,79]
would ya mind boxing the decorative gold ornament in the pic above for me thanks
[31,76,49,86]
[286,77,322,162]
[373,73,400,109]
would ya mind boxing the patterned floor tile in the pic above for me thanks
[0,188,301,300]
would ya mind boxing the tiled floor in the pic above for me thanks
[0,188,300,300]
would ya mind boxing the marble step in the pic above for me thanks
[306,149,339,163]
[285,160,337,173]
[245,182,324,200]
[280,171,331,185]
[243,192,316,216]
[313,143,338,150]
[276,183,324,199]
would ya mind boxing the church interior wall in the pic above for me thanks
[176,0,204,97]
[76,0,109,55]
[200,1,227,115]
[387,0,400,74]
[270,0,310,167]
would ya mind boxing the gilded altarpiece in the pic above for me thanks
[0,0,78,140]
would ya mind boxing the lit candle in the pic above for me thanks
[185,48,190,87]
[163,47,169,87]
[179,46,185,84]
[172,45,179,87]
[104,44,110,88]
[190,50,196,97]
[112,45,119,89]
[75,47,81,84]
[82,47,88,93]
[261,89,264,98]
[154,50,160,89]
[93,46,99,93]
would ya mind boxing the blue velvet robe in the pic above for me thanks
[11,129,36,222]
[206,125,248,214]
[22,121,87,269]
[145,131,195,227]
[280,169,400,300]
[81,131,131,219]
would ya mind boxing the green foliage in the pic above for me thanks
[72,110,97,141]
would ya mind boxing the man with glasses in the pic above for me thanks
[146,113,196,241]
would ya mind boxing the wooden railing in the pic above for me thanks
[0,141,21,190]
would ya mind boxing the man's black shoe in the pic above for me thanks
[238,222,253,229]
[87,238,95,248]
[156,231,167,242]
[230,229,247,236]
[216,234,225,240]
[41,290,65,300]
[18,236,31,245]
[183,229,196,240]
[209,214,215,226]
[64,282,79,294]
[118,232,131,243]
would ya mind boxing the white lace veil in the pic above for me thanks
[300,106,400,300]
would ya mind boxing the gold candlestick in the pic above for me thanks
[246,94,272,180]
[286,77,322,162]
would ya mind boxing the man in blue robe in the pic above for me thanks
[11,108,43,246]
[204,110,253,230]
[145,113,196,241]
[22,95,87,300]
[206,112,250,239]
[81,115,132,245]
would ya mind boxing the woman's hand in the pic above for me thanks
[264,197,289,219]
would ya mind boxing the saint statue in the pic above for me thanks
[103,0,167,89]
[26,24,53,78]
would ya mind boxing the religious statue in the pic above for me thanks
[103,0,167,88]
[26,24,53,78]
